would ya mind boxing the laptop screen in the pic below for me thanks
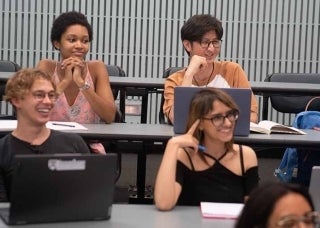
[3,153,117,225]
[309,166,320,211]
[173,87,251,136]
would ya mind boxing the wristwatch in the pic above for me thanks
[79,81,90,91]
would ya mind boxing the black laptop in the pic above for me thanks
[0,153,117,225]
[173,87,251,136]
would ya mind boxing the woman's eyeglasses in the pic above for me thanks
[31,91,58,102]
[202,109,239,127]
[276,211,320,228]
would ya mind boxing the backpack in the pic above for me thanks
[275,97,320,186]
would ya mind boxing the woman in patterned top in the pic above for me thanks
[37,11,116,153]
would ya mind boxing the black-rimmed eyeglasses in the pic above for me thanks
[202,109,239,127]
[199,39,222,49]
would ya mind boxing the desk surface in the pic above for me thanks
[109,76,165,89]
[80,123,173,141]
[109,76,320,95]
[0,204,235,228]
[250,81,320,95]
[83,124,320,147]
[1,122,320,147]
[2,72,320,96]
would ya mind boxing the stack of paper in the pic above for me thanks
[200,202,244,219]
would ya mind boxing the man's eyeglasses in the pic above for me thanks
[202,109,239,127]
[276,211,320,228]
[199,39,222,49]
[31,91,58,102]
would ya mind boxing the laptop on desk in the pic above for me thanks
[0,153,117,225]
[173,87,251,136]
[309,166,320,211]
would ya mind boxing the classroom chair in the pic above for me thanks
[0,60,20,119]
[262,73,320,120]
[159,67,184,124]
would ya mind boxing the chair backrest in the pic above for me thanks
[0,60,20,119]
[159,67,184,124]
[262,73,320,119]
[106,64,126,100]
[106,64,126,77]
[0,61,21,99]
[0,60,20,72]
[105,65,126,123]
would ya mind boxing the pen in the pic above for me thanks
[52,123,75,127]
[198,145,206,152]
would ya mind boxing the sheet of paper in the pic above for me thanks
[0,120,88,131]
[200,202,244,219]
[0,120,17,130]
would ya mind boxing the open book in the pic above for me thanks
[250,120,306,135]
[200,202,244,219]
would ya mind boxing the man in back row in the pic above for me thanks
[163,14,258,124]
[0,68,90,201]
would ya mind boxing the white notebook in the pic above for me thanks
[200,202,244,219]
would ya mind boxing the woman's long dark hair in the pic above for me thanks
[235,181,314,228]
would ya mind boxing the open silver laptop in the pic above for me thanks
[309,166,320,211]
[0,153,117,225]
[173,87,251,136]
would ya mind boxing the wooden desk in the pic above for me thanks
[1,122,320,204]
[0,204,235,227]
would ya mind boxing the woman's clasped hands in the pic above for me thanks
[60,57,86,88]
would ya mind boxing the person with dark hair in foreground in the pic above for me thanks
[236,181,320,228]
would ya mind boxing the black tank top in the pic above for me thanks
[176,145,259,205]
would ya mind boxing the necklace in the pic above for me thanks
[193,63,215,87]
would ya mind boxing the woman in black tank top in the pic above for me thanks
[154,88,259,211]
